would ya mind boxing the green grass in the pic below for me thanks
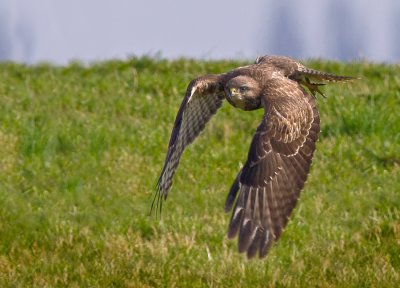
[0,57,399,287]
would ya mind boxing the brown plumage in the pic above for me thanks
[152,55,355,259]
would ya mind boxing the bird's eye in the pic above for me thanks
[239,86,248,93]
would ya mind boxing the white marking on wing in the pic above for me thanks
[243,218,251,228]
[233,207,244,220]
[187,86,197,103]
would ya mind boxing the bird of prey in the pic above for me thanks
[152,55,354,259]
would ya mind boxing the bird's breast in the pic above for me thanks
[226,93,247,110]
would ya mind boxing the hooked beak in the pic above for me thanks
[229,87,238,96]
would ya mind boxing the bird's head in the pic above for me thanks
[225,76,262,111]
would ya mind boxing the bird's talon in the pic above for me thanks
[304,78,326,98]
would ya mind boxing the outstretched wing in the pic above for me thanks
[152,75,225,215]
[225,77,320,258]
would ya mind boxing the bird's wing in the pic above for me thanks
[225,77,320,258]
[152,75,225,215]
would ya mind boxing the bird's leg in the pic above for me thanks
[303,77,326,98]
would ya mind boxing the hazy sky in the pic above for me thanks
[1,0,399,64]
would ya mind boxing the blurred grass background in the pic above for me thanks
[0,58,399,287]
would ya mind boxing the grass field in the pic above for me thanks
[0,57,399,287]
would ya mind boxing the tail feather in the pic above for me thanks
[297,67,358,83]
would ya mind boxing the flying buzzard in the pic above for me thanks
[152,55,354,258]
